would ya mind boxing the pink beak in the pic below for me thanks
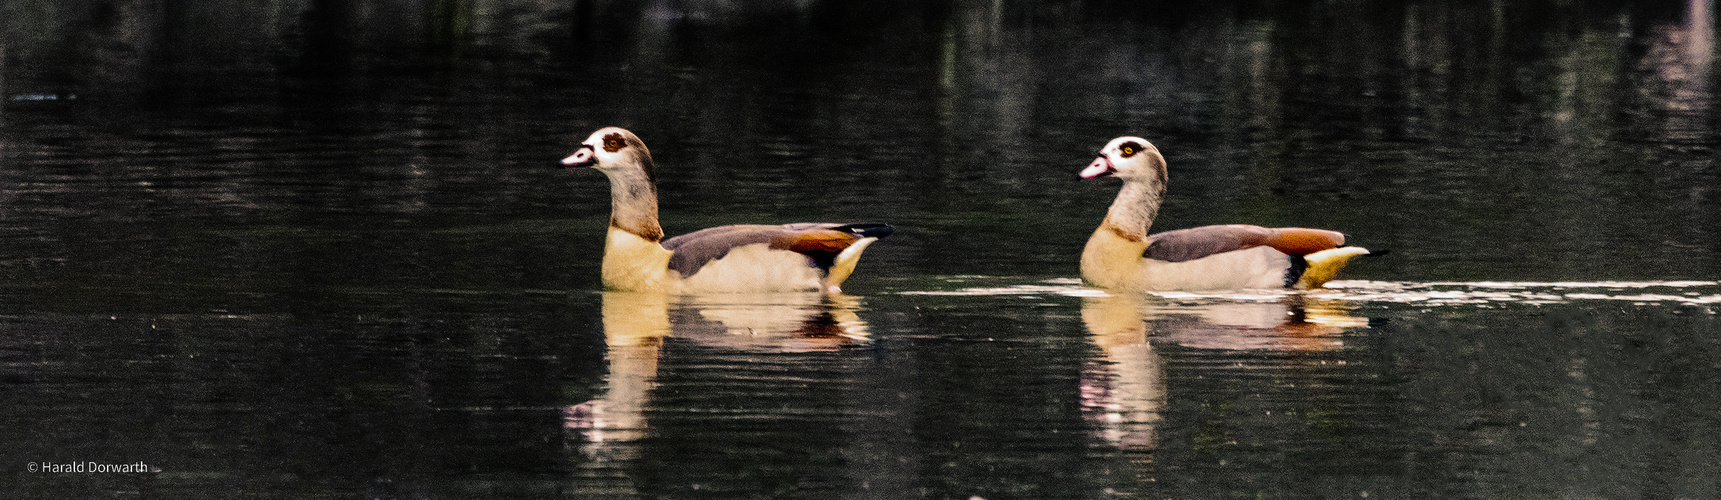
[561,146,595,167]
[1079,156,1115,179]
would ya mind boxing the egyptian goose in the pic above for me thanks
[560,127,892,293]
[1079,136,1377,291]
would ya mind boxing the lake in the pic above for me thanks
[3,0,1720,498]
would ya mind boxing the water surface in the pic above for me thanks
[4,1,1721,498]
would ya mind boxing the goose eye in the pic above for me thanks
[1120,146,1136,157]
[602,133,626,153]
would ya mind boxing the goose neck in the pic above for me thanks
[605,168,663,242]
[1104,180,1162,241]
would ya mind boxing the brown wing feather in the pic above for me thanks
[662,223,872,278]
[771,229,859,255]
[1145,225,1344,262]
[1262,228,1345,256]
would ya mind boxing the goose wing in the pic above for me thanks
[663,223,893,277]
[1144,225,1344,263]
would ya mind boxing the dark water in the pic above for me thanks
[3,1,1721,498]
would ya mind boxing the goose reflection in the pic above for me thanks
[1080,294,1167,450]
[1145,294,1366,351]
[668,293,870,352]
[1079,293,1367,449]
[564,291,872,444]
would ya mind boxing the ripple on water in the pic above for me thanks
[1317,280,1721,307]
[901,278,1721,308]
[898,278,1101,298]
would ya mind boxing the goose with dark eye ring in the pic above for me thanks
[559,127,892,294]
[1078,136,1382,291]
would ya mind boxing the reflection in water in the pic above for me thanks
[671,293,871,352]
[1078,293,1368,449]
[562,291,876,495]
[1145,294,1366,352]
[1079,294,1165,450]
[1686,0,1714,76]
[1647,0,1714,142]
[5,0,1721,495]
[563,292,871,445]
[563,292,669,445]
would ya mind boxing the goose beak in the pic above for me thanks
[560,146,596,168]
[1079,156,1115,179]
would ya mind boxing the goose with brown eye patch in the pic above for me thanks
[1077,135,1384,291]
[602,133,626,153]
[557,126,894,294]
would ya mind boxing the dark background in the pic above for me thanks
[3,1,1719,498]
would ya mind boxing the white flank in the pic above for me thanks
[673,243,823,293]
[1133,246,1291,291]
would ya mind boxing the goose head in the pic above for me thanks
[561,127,655,181]
[1080,136,1167,187]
